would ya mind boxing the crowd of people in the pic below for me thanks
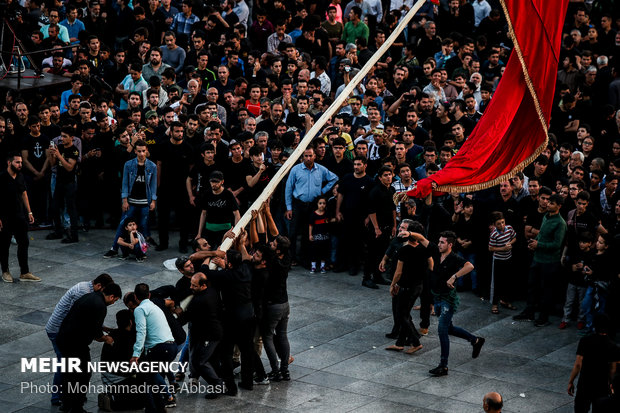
[1,0,620,412]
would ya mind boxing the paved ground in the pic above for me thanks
[0,230,585,412]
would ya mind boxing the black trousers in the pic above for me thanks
[364,225,391,281]
[420,272,432,329]
[395,285,423,347]
[58,344,91,410]
[219,316,255,389]
[288,198,311,263]
[523,262,560,321]
[77,173,104,226]
[157,189,190,248]
[0,218,29,274]
[24,174,49,223]
[341,213,365,271]
[52,180,79,237]
[142,341,177,413]
[189,338,221,385]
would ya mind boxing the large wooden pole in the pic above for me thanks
[215,0,427,256]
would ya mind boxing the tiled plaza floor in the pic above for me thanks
[0,230,584,412]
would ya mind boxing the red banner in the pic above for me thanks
[407,0,569,198]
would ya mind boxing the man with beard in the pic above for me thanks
[1,153,39,283]
[142,48,171,82]
[196,171,240,249]
[257,102,284,137]
[156,122,193,252]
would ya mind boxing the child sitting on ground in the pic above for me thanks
[117,217,148,262]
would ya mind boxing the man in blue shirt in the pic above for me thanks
[131,283,177,413]
[60,5,85,45]
[285,147,338,265]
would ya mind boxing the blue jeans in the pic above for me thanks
[435,300,477,368]
[456,251,477,290]
[112,205,150,250]
[581,285,608,332]
[47,332,62,403]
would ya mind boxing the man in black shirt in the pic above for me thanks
[156,121,194,252]
[363,166,396,289]
[196,171,240,249]
[1,153,39,283]
[426,231,483,376]
[336,156,375,275]
[178,272,225,398]
[47,127,80,243]
[385,221,432,355]
[57,283,122,412]
[568,314,620,413]
[21,116,51,225]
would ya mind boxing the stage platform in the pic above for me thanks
[0,68,71,91]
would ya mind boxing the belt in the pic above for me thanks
[293,198,312,205]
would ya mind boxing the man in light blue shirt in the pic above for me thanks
[60,5,85,44]
[41,9,70,43]
[116,62,149,110]
[131,283,177,413]
[285,147,338,264]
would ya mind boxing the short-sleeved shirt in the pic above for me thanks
[199,189,239,226]
[189,162,219,197]
[0,170,27,220]
[57,145,79,184]
[396,243,432,288]
[431,250,466,309]
[367,184,395,228]
[21,133,50,173]
[338,173,374,215]
[576,334,620,391]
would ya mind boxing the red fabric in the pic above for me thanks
[407,0,568,198]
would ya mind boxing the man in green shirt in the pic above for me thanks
[342,6,368,45]
[514,194,567,326]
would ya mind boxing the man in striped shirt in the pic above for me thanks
[488,211,517,314]
[45,273,114,406]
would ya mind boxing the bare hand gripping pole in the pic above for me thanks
[213,0,428,261]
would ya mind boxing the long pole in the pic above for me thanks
[214,0,427,257]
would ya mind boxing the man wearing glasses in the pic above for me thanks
[41,9,70,44]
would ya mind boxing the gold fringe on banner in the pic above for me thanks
[431,0,551,194]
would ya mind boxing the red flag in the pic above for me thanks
[407,0,569,198]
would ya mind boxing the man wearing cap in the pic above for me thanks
[197,171,240,249]
[104,139,157,258]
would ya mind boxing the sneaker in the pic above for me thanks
[472,337,485,359]
[253,375,270,385]
[136,256,146,263]
[98,393,112,411]
[534,318,550,327]
[419,328,429,336]
[103,250,118,258]
[2,271,13,283]
[558,321,568,330]
[310,268,316,274]
[429,365,448,376]
[362,279,379,289]
[320,267,327,274]
[280,370,290,381]
[20,272,41,282]
[513,312,535,321]
[165,395,176,408]
[267,371,282,382]
[577,322,585,330]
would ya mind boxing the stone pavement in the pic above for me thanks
[0,230,583,412]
